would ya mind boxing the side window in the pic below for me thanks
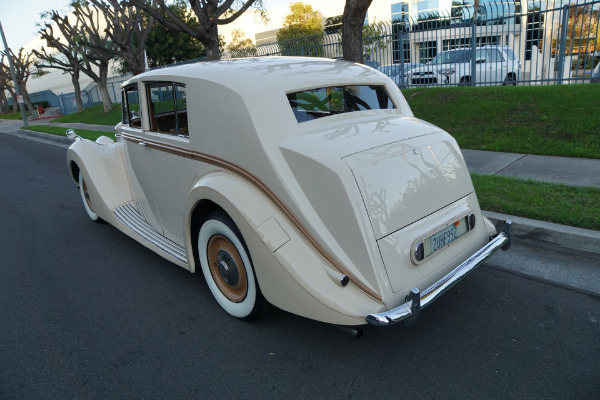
[504,48,516,61]
[488,50,504,62]
[147,82,188,137]
[475,49,487,63]
[122,86,141,128]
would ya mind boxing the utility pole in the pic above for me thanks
[0,20,28,127]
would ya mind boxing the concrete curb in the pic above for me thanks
[483,211,600,258]
[18,128,74,145]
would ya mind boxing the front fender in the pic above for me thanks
[67,138,132,223]
[183,171,383,326]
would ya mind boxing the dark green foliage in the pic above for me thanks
[472,174,600,231]
[403,85,600,159]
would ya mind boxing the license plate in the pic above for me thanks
[424,217,469,259]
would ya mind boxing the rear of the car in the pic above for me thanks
[281,83,510,326]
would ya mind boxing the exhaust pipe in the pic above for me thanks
[335,325,364,338]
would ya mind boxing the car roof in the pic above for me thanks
[123,56,388,95]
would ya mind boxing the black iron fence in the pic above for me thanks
[21,0,599,114]
[219,0,600,87]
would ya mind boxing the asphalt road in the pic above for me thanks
[1,132,600,399]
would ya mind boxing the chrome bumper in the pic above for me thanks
[366,221,511,327]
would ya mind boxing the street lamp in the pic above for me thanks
[0,20,28,127]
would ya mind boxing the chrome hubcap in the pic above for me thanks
[215,249,239,286]
[207,234,248,303]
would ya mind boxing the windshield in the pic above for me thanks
[287,85,395,123]
[430,50,472,65]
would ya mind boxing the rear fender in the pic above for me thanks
[183,171,383,325]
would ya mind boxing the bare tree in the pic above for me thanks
[0,49,35,111]
[342,0,373,64]
[46,5,117,112]
[0,64,18,113]
[33,30,85,113]
[84,0,155,75]
[126,0,265,60]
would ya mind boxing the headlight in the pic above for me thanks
[440,68,456,76]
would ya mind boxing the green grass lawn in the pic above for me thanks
[0,111,32,120]
[403,84,600,159]
[22,125,116,141]
[472,174,600,231]
[51,104,121,125]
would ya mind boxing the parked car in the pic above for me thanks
[377,63,425,85]
[591,61,600,83]
[66,57,511,330]
[407,45,521,86]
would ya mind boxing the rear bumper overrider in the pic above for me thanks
[366,220,512,327]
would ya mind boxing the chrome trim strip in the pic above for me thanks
[366,230,510,327]
[114,203,187,264]
[120,131,383,302]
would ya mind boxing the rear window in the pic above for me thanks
[287,85,395,123]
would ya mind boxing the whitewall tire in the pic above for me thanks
[79,172,101,223]
[198,212,261,320]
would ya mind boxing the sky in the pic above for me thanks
[0,0,292,52]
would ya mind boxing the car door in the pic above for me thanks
[120,83,163,233]
[142,81,197,245]
[486,49,506,84]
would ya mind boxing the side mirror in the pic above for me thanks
[476,58,486,64]
[66,129,80,140]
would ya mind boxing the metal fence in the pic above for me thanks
[20,0,599,114]
[57,74,131,115]
[220,0,600,87]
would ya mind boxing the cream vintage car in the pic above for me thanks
[66,57,511,331]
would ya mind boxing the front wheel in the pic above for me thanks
[502,74,517,86]
[198,211,262,320]
[79,172,102,223]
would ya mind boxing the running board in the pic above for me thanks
[113,203,187,264]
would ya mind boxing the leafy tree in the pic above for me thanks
[141,0,206,67]
[276,2,323,41]
[342,0,372,63]
[126,0,266,60]
[565,5,599,53]
[276,2,324,57]
[226,29,257,57]
[361,21,388,60]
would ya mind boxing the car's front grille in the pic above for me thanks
[411,77,438,85]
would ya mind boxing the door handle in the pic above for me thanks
[139,141,147,146]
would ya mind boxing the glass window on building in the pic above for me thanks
[416,0,439,13]
[418,40,438,63]
[443,38,471,51]
[391,2,409,23]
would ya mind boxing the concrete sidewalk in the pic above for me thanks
[463,149,600,188]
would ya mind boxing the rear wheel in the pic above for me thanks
[198,211,262,320]
[459,76,471,86]
[503,74,517,86]
[79,172,102,223]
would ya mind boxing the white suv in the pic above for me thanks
[407,45,521,86]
